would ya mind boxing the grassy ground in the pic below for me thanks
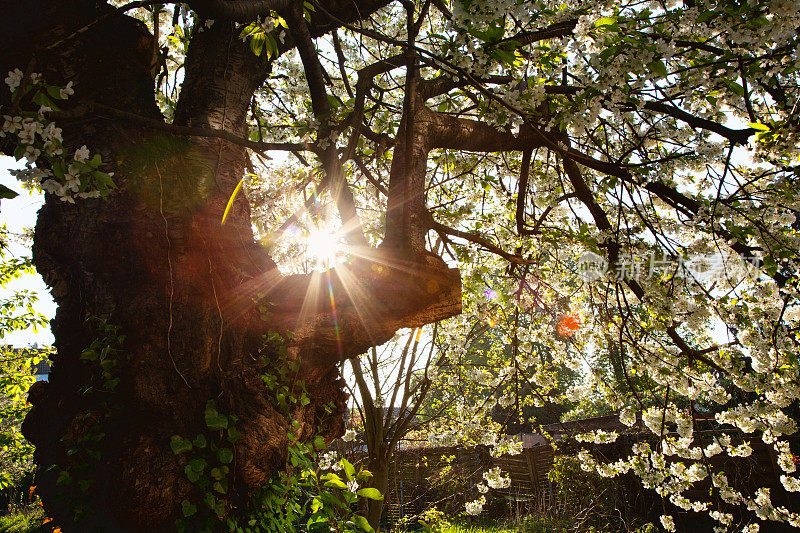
[414,515,656,533]
[438,522,519,533]
[0,505,44,533]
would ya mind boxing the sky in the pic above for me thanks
[0,155,56,347]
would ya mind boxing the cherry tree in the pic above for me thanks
[1,0,799,530]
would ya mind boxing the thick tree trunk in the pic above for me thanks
[1,1,460,530]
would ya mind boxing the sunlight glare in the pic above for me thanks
[305,225,345,269]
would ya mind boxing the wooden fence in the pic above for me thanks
[343,431,796,526]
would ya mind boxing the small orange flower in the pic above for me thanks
[29,485,36,499]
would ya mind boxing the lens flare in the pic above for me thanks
[305,226,344,269]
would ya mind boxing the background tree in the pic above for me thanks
[341,325,478,528]
[0,226,48,500]
[2,0,800,530]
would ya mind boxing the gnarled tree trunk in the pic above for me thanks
[0,1,460,530]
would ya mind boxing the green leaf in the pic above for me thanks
[726,80,744,96]
[13,145,25,161]
[188,457,207,473]
[599,45,619,61]
[356,487,384,500]
[351,515,375,533]
[646,59,668,78]
[218,448,234,464]
[46,85,64,100]
[205,401,229,430]
[32,91,54,109]
[185,465,201,483]
[323,477,348,490]
[181,500,197,517]
[250,34,264,56]
[264,33,278,59]
[342,458,356,481]
[56,470,71,486]
[227,427,241,444]
[489,48,516,65]
[0,184,18,200]
[170,435,193,455]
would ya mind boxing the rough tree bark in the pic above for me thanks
[0,1,460,530]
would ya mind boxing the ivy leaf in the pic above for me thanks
[217,448,233,464]
[181,500,197,517]
[226,427,241,444]
[184,465,200,483]
[204,401,228,430]
[170,435,192,455]
[188,457,207,473]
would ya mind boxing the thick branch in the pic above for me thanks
[642,101,754,145]
[49,102,314,154]
[187,0,290,21]
[287,4,368,247]
[497,19,578,47]
[516,149,532,236]
[423,109,545,152]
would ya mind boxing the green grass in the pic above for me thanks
[0,505,44,533]
[438,522,518,533]
[409,515,654,533]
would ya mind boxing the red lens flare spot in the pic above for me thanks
[557,311,582,337]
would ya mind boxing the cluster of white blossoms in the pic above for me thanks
[464,495,486,516]
[466,466,511,514]
[2,70,113,203]
[575,429,618,444]
[317,451,342,472]
[482,466,511,489]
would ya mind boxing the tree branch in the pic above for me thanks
[48,102,315,154]
[642,101,754,145]
[426,214,533,265]
[287,3,368,247]
[186,0,290,21]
